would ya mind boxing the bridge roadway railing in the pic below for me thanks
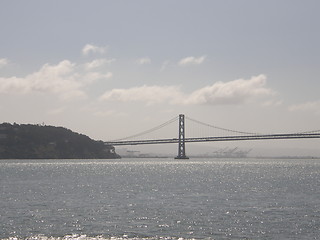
[105,133,320,146]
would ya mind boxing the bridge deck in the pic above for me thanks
[106,133,320,146]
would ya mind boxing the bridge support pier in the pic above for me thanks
[175,114,189,159]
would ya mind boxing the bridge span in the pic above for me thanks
[105,114,320,159]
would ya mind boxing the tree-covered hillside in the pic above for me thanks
[0,123,120,159]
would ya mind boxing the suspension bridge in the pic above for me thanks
[105,114,320,159]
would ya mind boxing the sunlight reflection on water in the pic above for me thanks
[1,158,319,239]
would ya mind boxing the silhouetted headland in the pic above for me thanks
[0,123,120,159]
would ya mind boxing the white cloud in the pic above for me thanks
[100,85,183,105]
[0,60,79,95]
[289,100,320,114]
[184,74,274,105]
[0,60,113,100]
[100,74,275,106]
[178,55,206,66]
[0,58,9,68]
[83,72,113,84]
[136,57,151,65]
[82,44,107,55]
[84,58,115,70]
[0,60,87,100]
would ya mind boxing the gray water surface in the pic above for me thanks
[0,158,319,239]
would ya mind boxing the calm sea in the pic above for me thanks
[0,158,319,240]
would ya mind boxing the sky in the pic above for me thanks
[1,0,320,156]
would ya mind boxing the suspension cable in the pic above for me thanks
[295,129,320,134]
[112,116,179,141]
[185,116,259,135]
[110,115,320,142]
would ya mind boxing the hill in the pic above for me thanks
[0,123,120,159]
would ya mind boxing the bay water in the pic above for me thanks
[0,158,319,239]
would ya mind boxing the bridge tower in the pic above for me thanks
[175,114,189,159]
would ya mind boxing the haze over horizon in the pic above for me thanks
[1,1,320,156]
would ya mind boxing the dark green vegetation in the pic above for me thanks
[0,123,120,159]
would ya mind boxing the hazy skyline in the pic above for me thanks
[1,1,320,155]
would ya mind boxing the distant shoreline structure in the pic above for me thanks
[118,153,320,160]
